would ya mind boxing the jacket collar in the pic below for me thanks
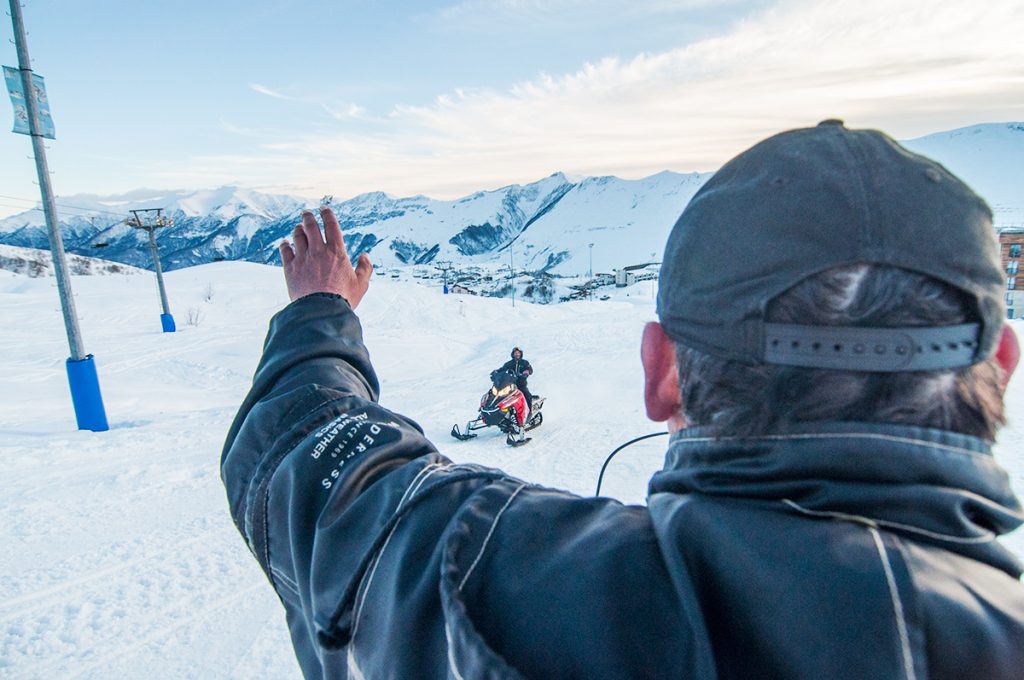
[649,422,1024,576]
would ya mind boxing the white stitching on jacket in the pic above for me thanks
[408,463,453,501]
[400,462,443,507]
[347,647,367,680]
[352,465,447,633]
[445,623,468,680]
[869,527,917,680]
[348,461,497,675]
[780,499,996,544]
[351,462,457,646]
[270,567,300,595]
[458,484,527,592]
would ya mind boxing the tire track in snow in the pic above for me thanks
[0,530,217,620]
[0,531,260,678]
[10,582,264,680]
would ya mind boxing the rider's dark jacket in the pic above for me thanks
[500,356,532,379]
[221,293,1024,679]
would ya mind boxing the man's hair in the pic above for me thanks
[675,264,1005,440]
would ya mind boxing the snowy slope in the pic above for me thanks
[513,171,708,274]
[1,263,1023,677]
[904,123,1024,226]
[0,244,147,277]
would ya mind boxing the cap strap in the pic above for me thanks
[763,323,981,371]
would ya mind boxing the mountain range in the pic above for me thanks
[1,122,1021,277]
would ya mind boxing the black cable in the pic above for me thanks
[0,194,130,218]
[594,431,668,497]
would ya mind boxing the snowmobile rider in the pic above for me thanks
[222,120,1024,679]
[500,347,534,407]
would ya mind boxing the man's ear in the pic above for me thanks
[641,322,686,430]
[995,324,1020,392]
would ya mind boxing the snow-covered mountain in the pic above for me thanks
[0,173,708,277]
[903,122,1024,226]
[1,122,1020,277]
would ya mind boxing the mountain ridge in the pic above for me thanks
[1,122,1020,276]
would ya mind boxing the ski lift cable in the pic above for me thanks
[0,202,125,222]
[594,431,668,497]
[0,193,131,218]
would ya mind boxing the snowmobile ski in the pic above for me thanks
[451,424,479,440]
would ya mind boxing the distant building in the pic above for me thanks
[450,283,476,295]
[615,261,660,287]
[999,228,1024,319]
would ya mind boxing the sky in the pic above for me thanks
[1,0,1022,218]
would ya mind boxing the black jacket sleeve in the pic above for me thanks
[220,294,514,677]
[221,293,688,679]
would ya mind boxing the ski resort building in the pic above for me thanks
[1000,228,1024,320]
[614,262,659,287]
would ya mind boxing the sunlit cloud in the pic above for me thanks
[162,0,1024,202]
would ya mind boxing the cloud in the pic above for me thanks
[173,0,1024,201]
[249,83,296,100]
[320,102,370,121]
[218,119,266,136]
[435,0,729,22]
[248,84,371,123]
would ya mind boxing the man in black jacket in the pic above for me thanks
[499,347,534,407]
[222,121,1024,679]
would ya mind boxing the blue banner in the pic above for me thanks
[3,65,56,139]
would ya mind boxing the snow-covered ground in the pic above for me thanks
[1,263,1022,678]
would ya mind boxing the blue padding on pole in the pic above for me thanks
[161,313,176,333]
[66,354,109,432]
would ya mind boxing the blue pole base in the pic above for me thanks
[443,284,449,294]
[161,313,176,333]
[66,355,110,432]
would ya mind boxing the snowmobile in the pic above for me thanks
[451,369,545,446]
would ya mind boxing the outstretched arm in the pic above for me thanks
[220,208,480,676]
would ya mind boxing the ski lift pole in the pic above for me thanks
[127,208,175,332]
[147,229,172,323]
[7,0,108,431]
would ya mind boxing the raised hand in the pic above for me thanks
[280,207,373,307]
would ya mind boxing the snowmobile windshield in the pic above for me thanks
[490,369,517,390]
[492,383,515,398]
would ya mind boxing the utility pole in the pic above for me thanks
[509,247,515,308]
[434,260,453,294]
[588,243,594,300]
[651,251,657,299]
[126,208,176,332]
[7,0,108,431]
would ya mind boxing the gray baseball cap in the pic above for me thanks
[656,120,1005,371]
